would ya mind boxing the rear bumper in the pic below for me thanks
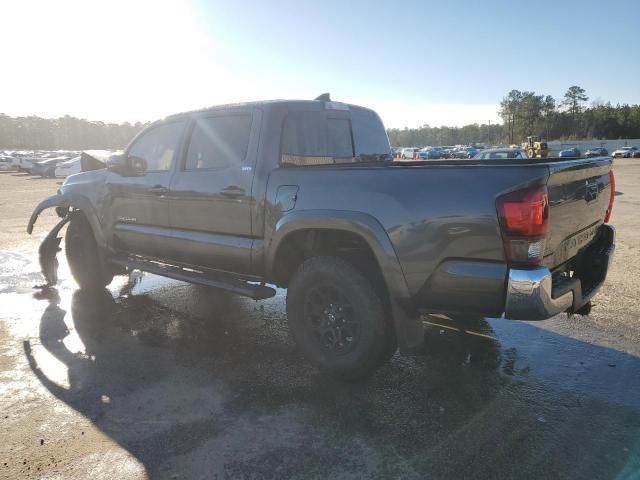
[505,224,615,320]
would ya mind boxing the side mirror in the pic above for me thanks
[107,154,147,176]
[107,154,129,175]
[128,156,148,175]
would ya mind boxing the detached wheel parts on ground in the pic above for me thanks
[65,214,113,290]
[286,256,395,380]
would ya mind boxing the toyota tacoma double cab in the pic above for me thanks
[28,96,616,379]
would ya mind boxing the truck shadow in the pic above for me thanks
[25,284,640,479]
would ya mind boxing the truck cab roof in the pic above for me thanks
[165,99,377,122]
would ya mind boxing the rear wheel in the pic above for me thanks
[65,214,113,290]
[286,256,394,380]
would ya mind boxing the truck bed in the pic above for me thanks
[269,156,613,300]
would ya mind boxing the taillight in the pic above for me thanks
[604,170,615,223]
[497,185,550,266]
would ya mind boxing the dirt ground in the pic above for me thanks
[0,163,639,479]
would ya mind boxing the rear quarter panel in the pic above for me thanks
[266,163,550,295]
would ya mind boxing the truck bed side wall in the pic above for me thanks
[265,164,551,312]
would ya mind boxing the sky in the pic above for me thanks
[1,0,639,128]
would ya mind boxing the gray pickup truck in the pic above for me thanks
[28,97,616,379]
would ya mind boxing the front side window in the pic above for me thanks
[185,114,252,170]
[128,121,184,172]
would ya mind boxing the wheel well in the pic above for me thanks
[68,208,91,227]
[271,229,388,295]
[67,208,124,274]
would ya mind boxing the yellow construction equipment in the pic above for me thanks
[522,136,549,158]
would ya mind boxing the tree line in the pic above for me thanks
[0,114,147,150]
[2,86,640,150]
[388,86,640,147]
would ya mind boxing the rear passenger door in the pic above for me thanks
[166,109,260,273]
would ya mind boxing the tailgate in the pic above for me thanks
[544,156,612,268]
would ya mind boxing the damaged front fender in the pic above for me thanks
[27,194,71,234]
[27,192,105,246]
[28,192,110,288]
[36,215,70,287]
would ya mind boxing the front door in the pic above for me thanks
[166,110,259,274]
[105,120,185,259]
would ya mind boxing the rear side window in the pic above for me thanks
[185,114,252,170]
[281,111,326,160]
[280,111,355,166]
[128,121,184,172]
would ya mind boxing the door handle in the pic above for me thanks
[148,185,169,195]
[220,186,246,198]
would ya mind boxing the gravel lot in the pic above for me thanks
[1,162,640,479]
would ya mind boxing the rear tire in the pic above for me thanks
[65,214,113,290]
[286,256,394,380]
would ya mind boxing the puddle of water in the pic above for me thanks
[3,249,640,412]
[488,318,640,408]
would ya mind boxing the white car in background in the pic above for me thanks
[10,156,23,170]
[17,157,37,172]
[54,156,82,177]
[399,147,420,160]
[612,146,638,158]
[0,156,14,171]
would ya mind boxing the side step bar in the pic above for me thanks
[111,256,276,300]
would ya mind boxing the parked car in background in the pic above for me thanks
[450,146,480,159]
[585,147,609,157]
[0,156,14,171]
[399,147,419,160]
[9,153,24,170]
[464,146,480,158]
[473,148,529,160]
[558,147,581,157]
[612,146,638,158]
[31,156,70,177]
[16,156,37,172]
[437,146,455,158]
[54,156,82,177]
[416,148,442,160]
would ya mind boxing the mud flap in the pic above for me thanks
[391,300,425,354]
[35,215,70,288]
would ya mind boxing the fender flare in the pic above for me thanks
[266,209,411,300]
[27,193,107,251]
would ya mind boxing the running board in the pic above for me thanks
[110,256,276,300]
